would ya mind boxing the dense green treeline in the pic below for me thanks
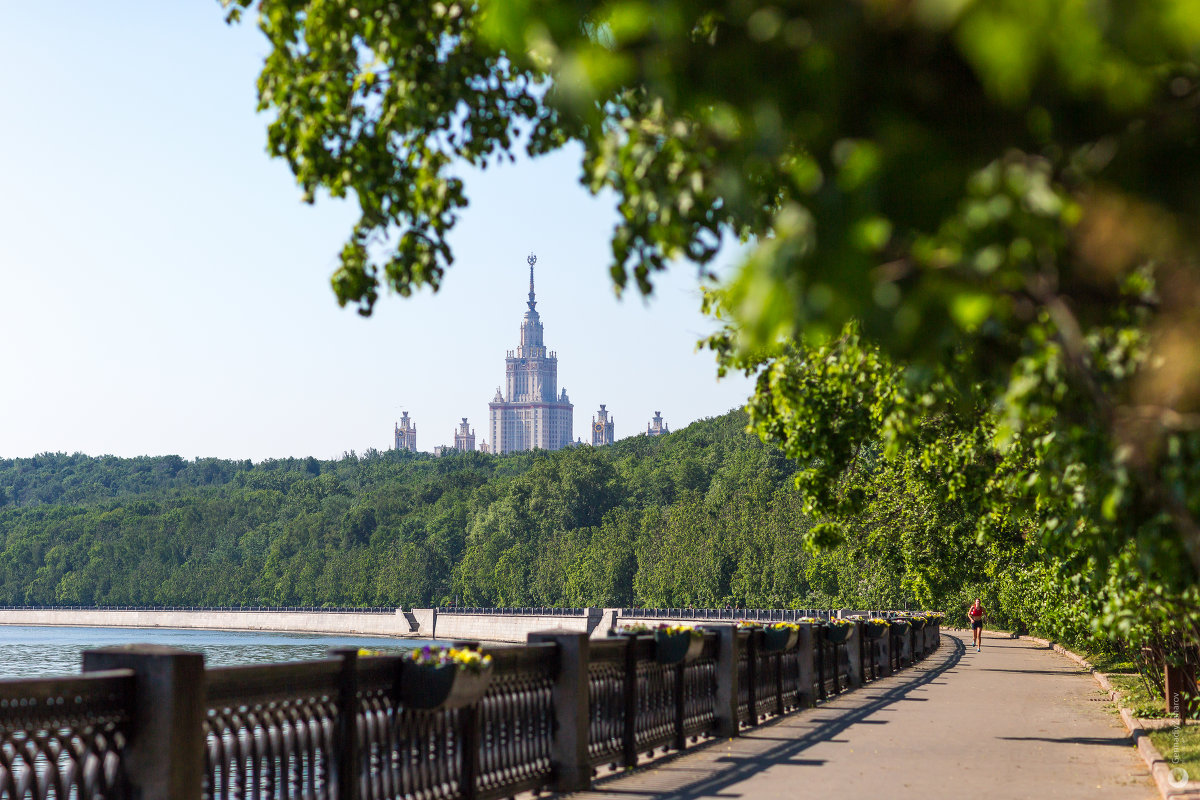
[2,412,914,610]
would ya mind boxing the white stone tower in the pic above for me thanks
[394,412,417,451]
[488,254,574,453]
[453,418,476,452]
[647,411,670,436]
[592,404,615,445]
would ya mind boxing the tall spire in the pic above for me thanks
[527,253,537,312]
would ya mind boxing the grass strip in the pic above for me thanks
[1148,727,1200,788]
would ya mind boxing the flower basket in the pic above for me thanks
[399,646,493,710]
[655,629,704,665]
[612,624,653,637]
[825,621,854,645]
[888,619,910,635]
[399,661,492,710]
[907,617,927,631]
[761,626,799,652]
[863,620,890,639]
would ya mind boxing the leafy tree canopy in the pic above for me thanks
[220,1,1200,649]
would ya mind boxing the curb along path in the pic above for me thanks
[571,631,1155,800]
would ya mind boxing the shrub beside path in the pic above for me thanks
[571,630,1155,800]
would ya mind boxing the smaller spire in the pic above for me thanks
[527,253,537,311]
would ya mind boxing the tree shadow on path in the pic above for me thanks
[998,735,1131,747]
[581,635,966,800]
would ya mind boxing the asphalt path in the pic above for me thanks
[572,630,1155,799]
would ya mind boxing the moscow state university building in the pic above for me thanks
[488,258,574,453]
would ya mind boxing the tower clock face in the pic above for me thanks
[593,422,604,435]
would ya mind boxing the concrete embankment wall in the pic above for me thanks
[0,608,411,637]
[412,608,613,643]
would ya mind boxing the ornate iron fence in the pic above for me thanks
[0,670,135,800]
[0,619,940,799]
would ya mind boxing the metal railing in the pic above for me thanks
[0,619,941,799]
[619,608,911,621]
[0,605,397,614]
[434,606,588,616]
[0,669,136,800]
[621,608,838,621]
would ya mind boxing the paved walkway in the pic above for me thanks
[574,630,1155,799]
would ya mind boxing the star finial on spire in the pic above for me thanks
[527,252,537,311]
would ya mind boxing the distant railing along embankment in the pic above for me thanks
[432,606,588,616]
[0,604,396,613]
[433,607,910,620]
[623,608,843,621]
[0,618,943,800]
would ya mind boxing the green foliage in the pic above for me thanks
[0,413,859,609]
[0,409,1050,615]
[219,2,1200,636]
[718,322,1199,662]
[211,0,1200,699]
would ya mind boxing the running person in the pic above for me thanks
[968,599,985,651]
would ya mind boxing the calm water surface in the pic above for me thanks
[0,626,433,678]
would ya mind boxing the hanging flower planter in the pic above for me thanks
[655,626,704,664]
[612,623,654,637]
[863,618,890,639]
[888,618,910,635]
[399,646,493,710]
[825,619,855,644]
[762,623,799,652]
[906,615,927,631]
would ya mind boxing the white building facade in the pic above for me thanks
[592,404,615,445]
[454,418,476,452]
[647,411,670,436]
[489,257,574,453]
[394,412,417,451]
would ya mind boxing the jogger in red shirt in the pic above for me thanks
[968,599,985,651]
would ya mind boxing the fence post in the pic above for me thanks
[797,625,815,708]
[831,638,841,695]
[528,631,591,792]
[857,624,867,684]
[82,644,205,800]
[774,650,784,717]
[710,625,740,738]
[674,661,686,750]
[878,629,893,678]
[816,629,827,701]
[329,647,361,800]
[621,635,638,768]
[848,623,864,688]
[745,630,757,725]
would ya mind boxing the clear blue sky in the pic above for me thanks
[0,2,754,461]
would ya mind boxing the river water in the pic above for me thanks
[0,626,431,678]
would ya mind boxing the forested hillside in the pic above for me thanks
[1,411,896,610]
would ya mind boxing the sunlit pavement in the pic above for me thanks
[570,630,1155,800]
